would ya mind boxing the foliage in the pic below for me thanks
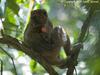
[0,0,100,75]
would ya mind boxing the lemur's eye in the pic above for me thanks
[43,10,47,16]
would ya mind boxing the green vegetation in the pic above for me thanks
[0,0,100,75]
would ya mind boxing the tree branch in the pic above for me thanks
[78,7,95,43]
[0,35,58,75]
[66,6,95,75]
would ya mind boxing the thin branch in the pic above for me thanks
[66,6,95,75]
[0,59,3,75]
[0,47,17,75]
[78,7,95,43]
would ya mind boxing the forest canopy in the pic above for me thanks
[0,0,100,75]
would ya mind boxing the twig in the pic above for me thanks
[0,59,3,75]
[0,47,17,75]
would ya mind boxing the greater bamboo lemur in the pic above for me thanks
[24,9,71,68]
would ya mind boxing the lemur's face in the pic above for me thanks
[31,9,48,25]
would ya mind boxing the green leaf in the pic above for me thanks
[16,0,24,3]
[5,7,16,24]
[18,51,24,57]
[3,18,18,35]
[34,3,41,9]
[29,60,37,72]
[6,0,19,14]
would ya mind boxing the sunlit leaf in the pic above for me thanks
[6,0,19,14]
[3,18,18,35]
[16,0,24,3]
[18,51,24,57]
[30,60,37,72]
[34,3,41,9]
[5,7,16,24]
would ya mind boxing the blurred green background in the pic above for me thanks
[0,0,100,75]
